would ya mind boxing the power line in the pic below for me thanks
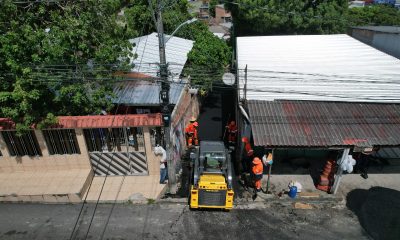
[79,23,152,240]
[67,23,150,240]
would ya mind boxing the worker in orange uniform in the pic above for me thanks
[252,157,264,192]
[192,121,199,145]
[241,137,254,173]
[225,121,238,145]
[185,117,198,147]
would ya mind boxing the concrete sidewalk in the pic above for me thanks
[0,169,92,203]
[244,173,400,204]
[83,175,167,202]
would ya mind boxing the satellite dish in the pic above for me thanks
[222,72,235,86]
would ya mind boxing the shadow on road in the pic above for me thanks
[346,187,400,240]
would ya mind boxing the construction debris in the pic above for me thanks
[294,202,314,209]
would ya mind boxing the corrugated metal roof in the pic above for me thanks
[374,147,400,159]
[113,80,185,106]
[352,26,400,34]
[237,34,400,103]
[56,113,162,129]
[129,32,194,81]
[248,100,400,147]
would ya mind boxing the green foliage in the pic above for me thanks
[36,113,58,130]
[347,5,400,26]
[209,0,219,18]
[227,1,400,36]
[0,0,136,130]
[226,0,349,36]
[183,24,231,90]
[125,0,232,91]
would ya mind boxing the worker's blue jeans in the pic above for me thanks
[160,168,168,184]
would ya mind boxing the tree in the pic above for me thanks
[181,23,231,91]
[124,0,232,91]
[226,0,348,36]
[209,0,219,18]
[0,0,136,131]
[347,4,400,26]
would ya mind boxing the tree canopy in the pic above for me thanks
[0,0,136,131]
[347,4,400,26]
[226,0,349,36]
[124,0,232,91]
[226,0,400,36]
[0,0,231,130]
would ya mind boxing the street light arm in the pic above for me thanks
[165,18,197,43]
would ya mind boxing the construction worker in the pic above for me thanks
[225,121,238,145]
[252,157,264,192]
[185,117,198,147]
[192,121,199,145]
[241,137,254,172]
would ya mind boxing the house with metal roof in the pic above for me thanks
[0,33,198,203]
[113,32,194,113]
[236,34,400,194]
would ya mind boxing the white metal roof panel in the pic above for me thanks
[237,34,400,103]
[129,32,194,81]
[113,80,185,106]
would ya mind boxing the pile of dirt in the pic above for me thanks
[347,187,400,240]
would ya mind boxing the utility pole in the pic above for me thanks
[155,0,177,193]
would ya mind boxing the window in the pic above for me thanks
[2,130,42,157]
[42,129,80,155]
[203,152,225,171]
[83,127,145,153]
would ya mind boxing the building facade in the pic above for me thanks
[350,26,400,59]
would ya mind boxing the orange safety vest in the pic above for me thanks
[185,123,198,138]
[252,157,263,175]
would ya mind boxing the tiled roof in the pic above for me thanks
[0,114,163,130]
[56,114,163,129]
[247,100,400,147]
[0,118,15,130]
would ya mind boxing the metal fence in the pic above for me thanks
[42,129,80,155]
[83,127,145,153]
[1,130,42,157]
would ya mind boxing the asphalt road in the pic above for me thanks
[0,202,370,240]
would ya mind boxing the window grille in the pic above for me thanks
[83,127,145,153]
[150,127,163,147]
[1,131,42,157]
[42,129,80,155]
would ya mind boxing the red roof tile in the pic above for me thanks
[0,114,163,130]
[56,114,163,129]
[0,118,15,130]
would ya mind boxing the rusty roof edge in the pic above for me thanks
[0,114,163,131]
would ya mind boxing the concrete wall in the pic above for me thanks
[0,129,91,173]
[372,33,400,59]
[351,29,400,59]
[170,87,200,168]
[143,126,160,176]
[0,127,158,175]
[215,6,231,24]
